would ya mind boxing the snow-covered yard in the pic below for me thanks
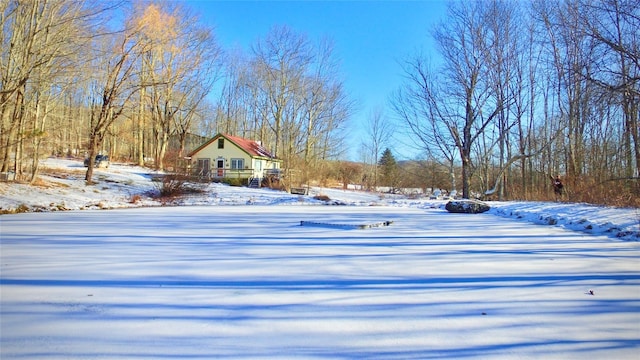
[1,158,639,359]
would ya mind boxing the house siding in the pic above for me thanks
[194,142,251,167]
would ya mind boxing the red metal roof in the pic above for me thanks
[224,133,276,159]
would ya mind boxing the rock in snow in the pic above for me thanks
[445,199,491,214]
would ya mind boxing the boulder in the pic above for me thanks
[445,199,490,214]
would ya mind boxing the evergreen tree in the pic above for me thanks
[378,148,399,189]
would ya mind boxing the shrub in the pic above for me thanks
[222,177,245,187]
[314,194,331,202]
[0,204,30,214]
[154,175,206,198]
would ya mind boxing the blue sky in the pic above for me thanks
[186,0,447,159]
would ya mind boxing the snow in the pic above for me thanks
[1,158,639,359]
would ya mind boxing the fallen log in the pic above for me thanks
[300,220,393,229]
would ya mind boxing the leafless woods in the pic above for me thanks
[393,0,638,205]
[1,0,637,206]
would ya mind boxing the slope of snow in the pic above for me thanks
[0,157,638,241]
[489,201,640,240]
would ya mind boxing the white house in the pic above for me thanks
[187,133,281,186]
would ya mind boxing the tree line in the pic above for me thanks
[0,1,352,184]
[391,0,638,205]
[1,0,637,206]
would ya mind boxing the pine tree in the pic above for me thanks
[378,148,399,189]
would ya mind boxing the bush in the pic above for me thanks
[568,176,639,208]
[154,175,206,198]
[130,194,142,204]
[314,194,331,202]
[0,203,30,214]
[222,177,246,187]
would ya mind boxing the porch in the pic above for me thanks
[191,167,281,187]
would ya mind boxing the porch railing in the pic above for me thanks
[192,167,281,186]
[192,168,252,179]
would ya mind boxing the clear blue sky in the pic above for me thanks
[186,0,447,159]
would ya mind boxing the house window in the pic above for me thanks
[230,158,244,170]
[218,138,224,149]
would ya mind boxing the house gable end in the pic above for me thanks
[187,135,219,158]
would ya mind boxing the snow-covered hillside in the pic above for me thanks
[1,157,638,240]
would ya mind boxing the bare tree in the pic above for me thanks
[579,0,639,185]
[133,3,221,171]
[252,25,312,158]
[249,26,352,187]
[539,0,599,188]
[216,49,251,135]
[395,1,512,199]
[0,0,108,180]
[84,15,144,183]
[392,57,458,192]
[361,107,392,189]
[300,38,352,185]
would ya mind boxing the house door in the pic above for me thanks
[216,159,225,177]
[197,158,210,177]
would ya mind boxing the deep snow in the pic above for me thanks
[0,158,639,359]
